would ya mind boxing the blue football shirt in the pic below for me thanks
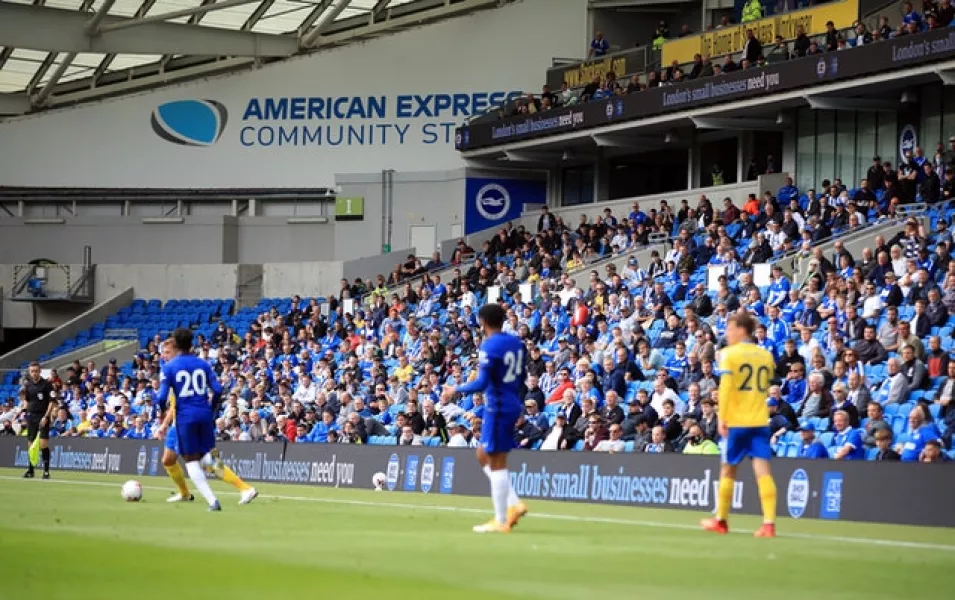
[457,332,525,414]
[833,427,865,460]
[157,354,222,419]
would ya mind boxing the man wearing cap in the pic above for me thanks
[796,421,829,459]
[447,419,472,448]
[539,413,576,451]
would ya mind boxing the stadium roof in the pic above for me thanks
[0,0,505,116]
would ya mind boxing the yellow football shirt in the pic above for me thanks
[717,342,775,428]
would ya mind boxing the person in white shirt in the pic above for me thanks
[767,221,788,252]
[293,374,318,405]
[797,328,820,364]
[447,421,471,448]
[651,379,685,415]
[610,228,629,252]
[437,393,465,422]
[540,413,569,451]
[458,284,477,310]
[861,281,884,319]
[594,424,626,453]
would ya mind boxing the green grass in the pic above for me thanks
[1,468,953,599]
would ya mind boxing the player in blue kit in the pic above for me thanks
[157,338,258,504]
[156,328,225,511]
[443,303,527,533]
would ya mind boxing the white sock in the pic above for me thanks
[483,465,519,507]
[185,461,218,506]
[488,468,510,525]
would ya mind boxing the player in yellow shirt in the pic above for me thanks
[701,312,777,538]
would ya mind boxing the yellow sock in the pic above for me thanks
[757,475,777,525]
[221,465,252,492]
[716,476,734,522]
[164,462,190,497]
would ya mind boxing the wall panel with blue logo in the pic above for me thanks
[0,0,588,189]
[464,178,546,235]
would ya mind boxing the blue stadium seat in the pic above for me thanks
[866,448,879,461]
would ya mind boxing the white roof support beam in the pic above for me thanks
[0,3,298,57]
[935,68,955,85]
[804,95,899,112]
[370,0,391,22]
[301,0,354,48]
[97,0,260,33]
[34,0,113,106]
[297,0,335,35]
[316,0,497,46]
[0,93,30,115]
[691,116,786,131]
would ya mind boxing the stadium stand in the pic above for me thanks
[3,154,955,463]
[468,0,922,125]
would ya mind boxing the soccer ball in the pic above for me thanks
[372,471,386,491]
[121,480,143,502]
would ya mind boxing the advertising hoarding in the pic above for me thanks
[662,0,860,65]
[3,437,953,528]
[458,28,955,151]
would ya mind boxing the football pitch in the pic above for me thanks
[1,468,953,599]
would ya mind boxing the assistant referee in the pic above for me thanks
[22,361,57,479]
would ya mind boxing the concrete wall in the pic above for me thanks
[0,217,233,265]
[96,264,239,301]
[0,264,96,330]
[0,216,339,265]
[261,262,345,300]
[335,169,468,262]
[342,247,415,283]
[235,217,336,263]
[0,288,134,369]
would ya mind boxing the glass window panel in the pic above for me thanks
[877,111,897,168]
[922,84,943,154]
[795,107,816,193]
[835,111,856,187]
[202,4,260,29]
[814,110,835,188]
[943,86,955,150]
[856,111,877,187]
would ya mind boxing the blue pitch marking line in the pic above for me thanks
[1,475,953,552]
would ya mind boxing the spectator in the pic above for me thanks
[873,429,901,460]
[798,372,832,418]
[513,413,542,449]
[446,420,471,448]
[863,402,892,447]
[797,421,829,459]
[398,425,422,446]
[933,360,955,447]
[920,439,949,462]
[898,406,943,461]
[831,410,865,460]
[682,423,719,455]
[588,31,610,58]
[742,29,762,64]
[593,423,626,453]
[741,0,763,22]
[642,425,671,453]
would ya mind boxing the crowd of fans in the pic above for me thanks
[496,1,948,118]
[3,141,955,464]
